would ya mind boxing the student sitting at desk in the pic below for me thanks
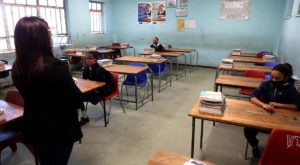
[150,37,164,52]
[80,51,114,126]
[244,63,300,158]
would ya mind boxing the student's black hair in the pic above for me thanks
[273,63,293,78]
[154,36,159,41]
[86,51,99,60]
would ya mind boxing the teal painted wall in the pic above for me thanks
[66,0,114,48]
[278,0,300,76]
[111,0,285,66]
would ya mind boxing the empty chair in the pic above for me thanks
[264,61,280,79]
[0,60,10,86]
[258,129,300,165]
[239,70,265,98]
[121,63,149,110]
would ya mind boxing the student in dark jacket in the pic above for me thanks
[150,37,164,52]
[12,16,83,165]
[244,63,300,158]
[80,51,114,125]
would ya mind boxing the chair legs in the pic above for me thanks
[245,141,249,160]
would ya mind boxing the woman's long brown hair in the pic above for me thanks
[13,16,53,87]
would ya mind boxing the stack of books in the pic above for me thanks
[231,49,241,55]
[199,91,226,115]
[263,55,276,61]
[219,59,234,68]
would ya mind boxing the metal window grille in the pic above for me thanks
[89,1,103,33]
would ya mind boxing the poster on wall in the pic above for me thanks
[166,0,177,8]
[176,8,187,17]
[220,0,251,20]
[138,1,166,24]
[180,0,188,7]
[176,19,185,32]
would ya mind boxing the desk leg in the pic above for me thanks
[191,117,195,158]
[200,119,204,149]
[214,84,218,92]
[194,50,199,70]
[103,100,107,127]
[151,72,154,101]
[184,54,187,77]
[169,60,173,87]
[135,76,138,110]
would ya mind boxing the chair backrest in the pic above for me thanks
[256,51,273,59]
[125,63,147,82]
[244,70,265,78]
[0,60,9,78]
[112,43,121,47]
[264,61,279,67]
[148,63,166,76]
[111,72,119,96]
[5,91,24,106]
[259,129,300,165]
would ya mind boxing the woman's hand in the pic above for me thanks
[262,103,274,113]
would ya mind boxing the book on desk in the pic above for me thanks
[199,91,226,116]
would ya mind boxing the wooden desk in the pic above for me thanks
[75,78,108,126]
[215,75,264,92]
[188,98,300,158]
[166,48,199,72]
[229,52,257,57]
[228,56,266,64]
[147,150,214,165]
[0,100,23,126]
[100,45,136,56]
[217,64,272,74]
[75,78,105,93]
[139,51,186,80]
[115,56,171,93]
[0,64,12,73]
[105,64,153,110]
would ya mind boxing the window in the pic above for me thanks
[0,0,67,52]
[89,1,103,33]
[284,0,294,19]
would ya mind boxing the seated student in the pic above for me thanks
[244,63,300,158]
[80,51,114,126]
[150,37,164,52]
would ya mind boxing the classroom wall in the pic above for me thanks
[66,0,114,48]
[111,0,285,66]
[278,0,300,76]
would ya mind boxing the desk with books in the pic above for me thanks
[188,98,300,158]
[139,51,186,80]
[114,56,172,93]
[227,56,266,65]
[228,52,257,58]
[147,150,215,165]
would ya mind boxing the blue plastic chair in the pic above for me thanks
[147,62,168,92]
[265,61,280,79]
[121,63,149,110]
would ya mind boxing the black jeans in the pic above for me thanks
[35,143,74,165]
[244,127,270,147]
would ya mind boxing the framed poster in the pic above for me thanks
[176,8,187,17]
[138,1,166,24]
[180,0,188,7]
[166,0,176,8]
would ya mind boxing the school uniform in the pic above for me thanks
[150,43,164,52]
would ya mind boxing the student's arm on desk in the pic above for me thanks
[250,97,274,112]
[268,102,297,110]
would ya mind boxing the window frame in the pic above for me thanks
[89,1,104,34]
[0,0,68,52]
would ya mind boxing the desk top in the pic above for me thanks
[218,64,272,73]
[75,78,105,93]
[147,150,214,165]
[139,51,183,57]
[84,49,115,54]
[229,52,257,57]
[115,56,167,64]
[63,53,85,57]
[105,64,149,75]
[167,48,195,53]
[228,56,266,64]
[100,45,130,49]
[188,98,300,131]
[215,75,264,89]
[0,100,23,126]
[0,64,12,72]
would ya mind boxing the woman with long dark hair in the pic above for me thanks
[12,16,83,164]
